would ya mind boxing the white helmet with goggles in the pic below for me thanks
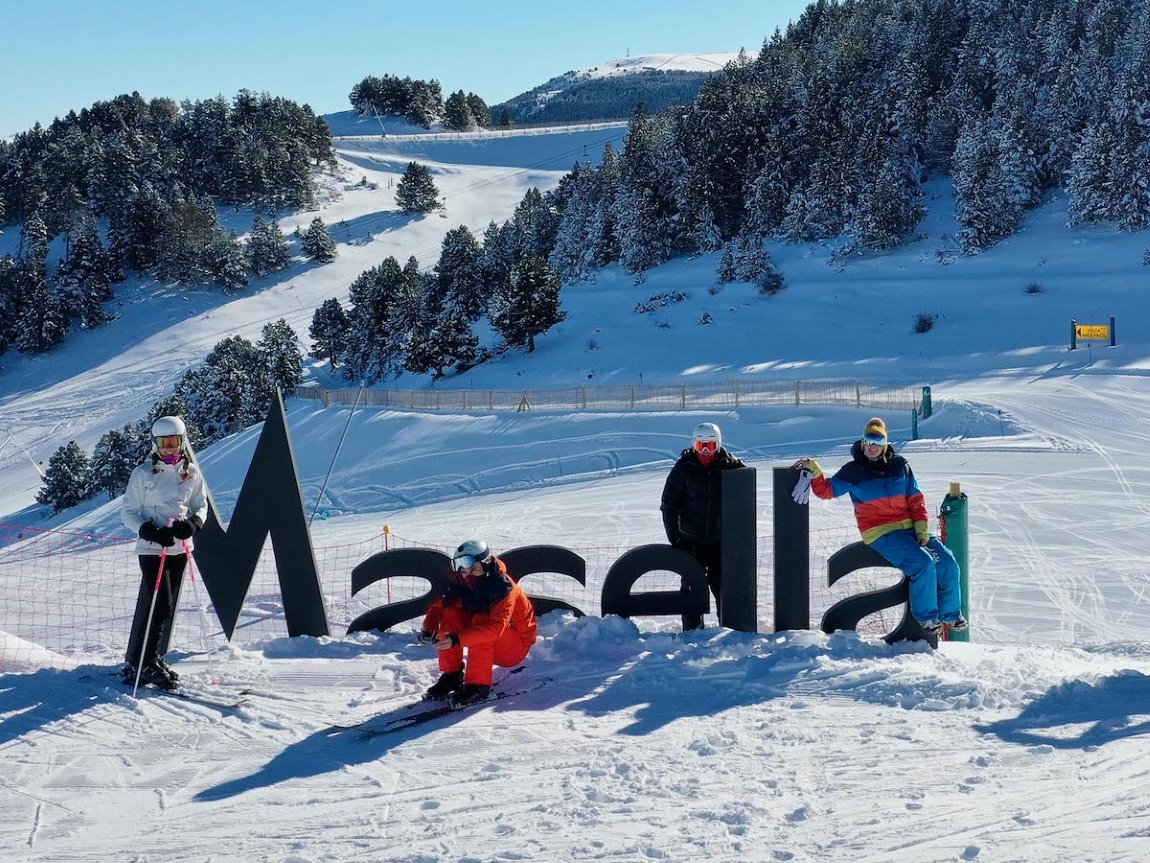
[452,539,490,572]
[692,422,722,455]
[151,415,187,446]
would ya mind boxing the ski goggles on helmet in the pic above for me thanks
[693,439,719,455]
[452,553,482,571]
[156,434,184,449]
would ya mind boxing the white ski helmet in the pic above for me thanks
[151,415,187,446]
[692,422,722,449]
[452,538,490,571]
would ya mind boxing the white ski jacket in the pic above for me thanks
[121,457,209,555]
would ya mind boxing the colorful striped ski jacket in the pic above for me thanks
[811,441,929,544]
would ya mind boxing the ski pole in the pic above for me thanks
[183,541,222,664]
[131,548,168,698]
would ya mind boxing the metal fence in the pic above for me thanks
[296,379,927,414]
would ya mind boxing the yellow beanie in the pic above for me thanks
[862,417,888,443]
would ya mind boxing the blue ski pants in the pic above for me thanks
[870,529,961,624]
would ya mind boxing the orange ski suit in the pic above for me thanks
[422,556,538,686]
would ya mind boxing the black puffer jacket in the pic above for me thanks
[660,447,745,546]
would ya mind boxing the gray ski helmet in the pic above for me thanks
[452,539,490,571]
[692,422,722,449]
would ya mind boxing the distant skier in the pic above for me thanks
[120,416,208,689]
[420,539,539,706]
[660,422,746,630]
[796,416,966,636]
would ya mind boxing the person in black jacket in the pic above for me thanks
[660,422,745,630]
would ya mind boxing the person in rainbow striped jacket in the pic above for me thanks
[797,416,966,636]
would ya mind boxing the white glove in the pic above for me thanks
[791,469,813,505]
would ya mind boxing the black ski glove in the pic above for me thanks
[139,522,176,547]
[171,519,195,540]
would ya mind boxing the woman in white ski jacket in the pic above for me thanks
[119,415,208,688]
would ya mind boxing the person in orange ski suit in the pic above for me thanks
[420,539,538,706]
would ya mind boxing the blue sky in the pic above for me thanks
[0,0,811,138]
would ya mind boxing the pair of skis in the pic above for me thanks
[334,669,550,737]
[80,671,251,710]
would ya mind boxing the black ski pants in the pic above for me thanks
[124,553,188,669]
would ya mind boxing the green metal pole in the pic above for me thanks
[939,482,970,642]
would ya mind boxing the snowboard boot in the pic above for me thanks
[450,683,491,707]
[141,660,178,690]
[944,615,968,633]
[424,670,464,701]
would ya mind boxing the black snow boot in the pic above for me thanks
[450,683,491,707]
[424,670,464,701]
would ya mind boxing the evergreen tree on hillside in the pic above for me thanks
[383,257,425,379]
[246,215,291,276]
[953,114,1024,253]
[490,253,565,353]
[342,256,405,382]
[309,297,351,371]
[715,230,784,294]
[206,229,249,292]
[616,106,676,277]
[36,441,90,513]
[466,93,490,127]
[16,219,68,354]
[55,217,115,328]
[0,256,19,357]
[257,318,303,397]
[179,336,275,441]
[848,146,926,252]
[300,216,336,262]
[434,225,485,320]
[423,295,477,379]
[478,220,515,302]
[444,91,478,131]
[549,162,598,284]
[117,186,170,273]
[16,277,68,354]
[395,162,440,213]
[87,425,146,499]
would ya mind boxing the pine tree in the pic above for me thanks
[466,93,490,127]
[0,255,19,356]
[715,231,784,295]
[549,162,597,284]
[434,225,484,320]
[206,229,250,292]
[953,114,1023,253]
[309,297,351,370]
[87,425,146,499]
[179,336,275,442]
[490,253,565,352]
[36,441,91,513]
[16,268,68,354]
[444,91,477,131]
[395,162,440,213]
[55,217,115,329]
[257,318,303,397]
[247,215,291,276]
[342,257,405,382]
[849,151,925,252]
[300,217,337,262]
[478,221,515,303]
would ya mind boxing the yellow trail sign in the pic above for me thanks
[1075,324,1110,340]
